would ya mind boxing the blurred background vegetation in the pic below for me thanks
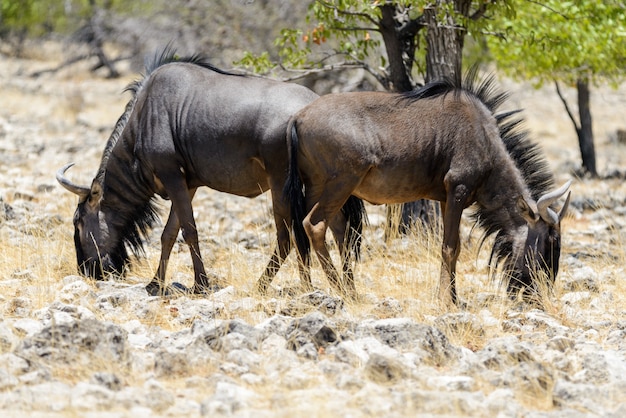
[1,1,624,220]
[0,0,310,73]
[0,1,623,277]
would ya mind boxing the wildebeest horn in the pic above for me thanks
[559,190,571,221]
[537,180,572,225]
[56,163,90,197]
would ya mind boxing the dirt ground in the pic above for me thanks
[1,44,625,417]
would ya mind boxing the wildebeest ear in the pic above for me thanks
[517,196,539,224]
[88,182,103,208]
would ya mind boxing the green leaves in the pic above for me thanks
[1,0,153,36]
[236,0,385,77]
[485,0,626,86]
[236,1,521,87]
[237,51,275,75]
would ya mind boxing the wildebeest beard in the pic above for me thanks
[74,226,129,279]
[488,212,563,302]
[506,223,562,297]
[71,185,159,280]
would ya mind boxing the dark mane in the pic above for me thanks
[95,46,242,259]
[401,65,554,202]
[125,44,242,96]
[103,152,160,259]
[396,67,558,277]
[399,78,457,102]
[399,65,510,112]
[96,46,240,183]
[460,69,556,275]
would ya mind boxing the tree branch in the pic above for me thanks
[317,1,380,26]
[554,80,581,133]
[480,30,508,41]
[469,3,489,21]
[236,50,390,90]
[526,0,570,19]
[329,25,380,33]
[30,53,131,77]
[279,58,389,90]
[398,17,426,37]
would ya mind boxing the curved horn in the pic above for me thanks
[56,163,90,197]
[537,180,572,225]
[559,191,571,221]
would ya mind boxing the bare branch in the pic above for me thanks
[30,53,132,77]
[235,49,390,89]
[526,0,570,19]
[316,1,380,27]
[329,25,380,33]
[278,63,359,80]
[469,2,489,21]
[435,24,467,32]
[480,30,508,41]
[283,60,389,89]
[554,80,581,133]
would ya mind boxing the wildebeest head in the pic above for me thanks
[509,180,571,296]
[57,164,129,279]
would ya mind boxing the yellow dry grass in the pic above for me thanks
[0,44,625,416]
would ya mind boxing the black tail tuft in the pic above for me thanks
[342,196,367,261]
[284,121,311,262]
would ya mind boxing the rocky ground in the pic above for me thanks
[0,45,625,417]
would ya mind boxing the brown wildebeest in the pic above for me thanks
[56,46,364,296]
[285,69,571,305]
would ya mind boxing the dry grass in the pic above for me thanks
[1,47,626,416]
[1,167,623,351]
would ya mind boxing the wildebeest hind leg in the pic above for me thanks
[329,212,356,295]
[256,186,312,294]
[304,200,356,299]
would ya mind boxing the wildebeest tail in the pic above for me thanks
[284,120,310,261]
[342,196,367,262]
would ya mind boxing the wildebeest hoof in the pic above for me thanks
[192,283,222,295]
[255,279,270,296]
[277,285,306,298]
[341,291,360,303]
[145,281,191,298]
[145,281,164,297]
[170,281,193,295]
[455,298,469,310]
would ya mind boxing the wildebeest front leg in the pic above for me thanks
[145,189,197,297]
[162,177,217,295]
[145,208,179,296]
[439,183,469,306]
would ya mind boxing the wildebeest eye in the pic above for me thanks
[548,228,560,244]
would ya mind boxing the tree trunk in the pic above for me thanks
[555,78,598,177]
[89,9,120,78]
[576,78,597,176]
[379,5,414,93]
[423,0,469,83]
[379,4,437,235]
[394,0,469,234]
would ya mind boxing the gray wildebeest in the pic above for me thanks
[285,67,571,306]
[57,47,363,296]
